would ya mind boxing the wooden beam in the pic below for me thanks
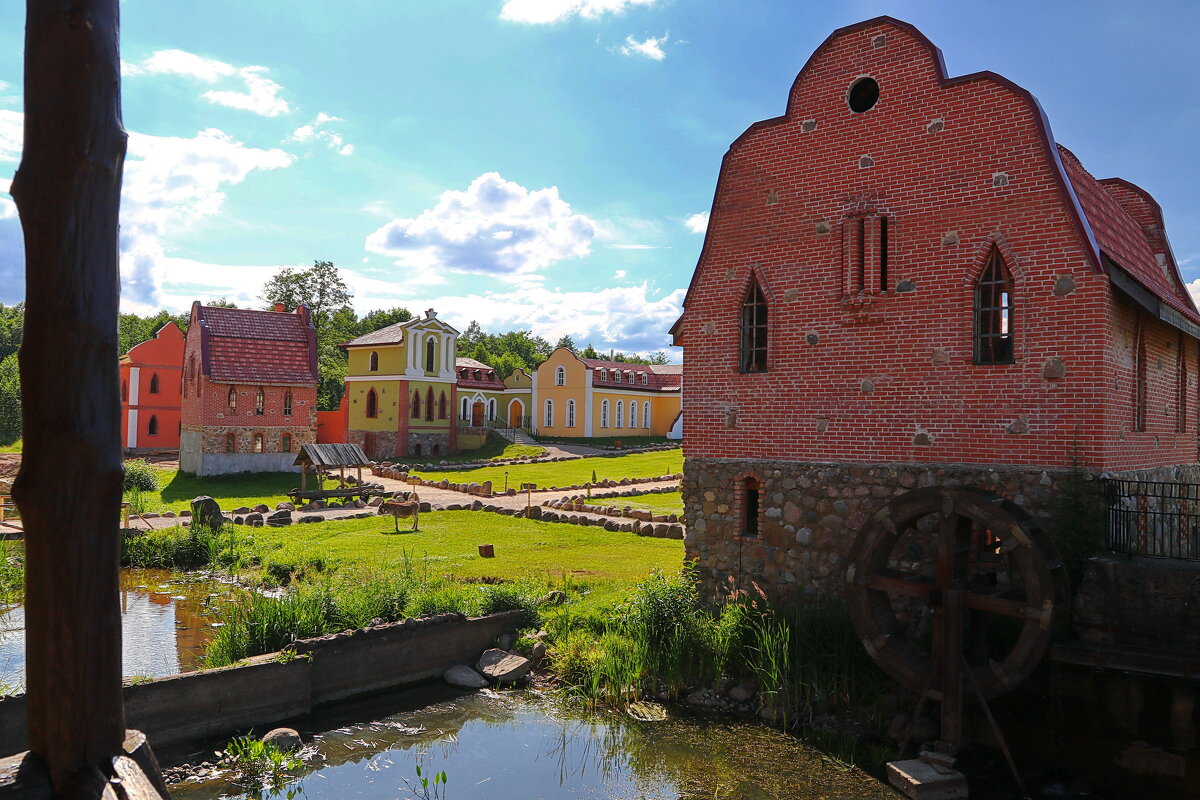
[10,0,129,792]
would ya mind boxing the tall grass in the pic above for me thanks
[205,570,541,667]
[121,524,233,571]
[549,569,881,721]
[0,539,22,604]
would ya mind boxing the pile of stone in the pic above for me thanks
[525,504,684,539]
[444,646,534,689]
[542,497,680,525]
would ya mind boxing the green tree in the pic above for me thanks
[458,320,484,353]
[358,307,413,334]
[261,260,353,343]
[0,353,20,445]
[0,303,24,363]
[554,334,576,353]
[492,352,525,379]
[207,297,238,308]
[648,351,671,365]
[580,343,599,360]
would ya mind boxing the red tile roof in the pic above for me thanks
[579,358,681,391]
[1058,146,1200,325]
[455,357,506,390]
[197,305,317,385]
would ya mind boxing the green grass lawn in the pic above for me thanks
[234,510,683,610]
[534,435,672,449]
[0,439,20,454]
[130,468,327,514]
[410,449,682,490]
[585,490,683,516]
[431,439,545,463]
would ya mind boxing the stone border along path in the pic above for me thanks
[389,442,680,473]
[122,473,685,539]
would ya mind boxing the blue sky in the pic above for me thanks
[1,0,1199,356]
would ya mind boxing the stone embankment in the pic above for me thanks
[396,442,680,473]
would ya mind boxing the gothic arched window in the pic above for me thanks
[974,249,1014,365]
[740,274,768,373]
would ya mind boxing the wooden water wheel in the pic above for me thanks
[844,486,1071,753]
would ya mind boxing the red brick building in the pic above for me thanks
[120,321,184,451]
[672,17,1200,599]
[179,302,318,475]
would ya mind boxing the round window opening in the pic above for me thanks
[847,77,879,113]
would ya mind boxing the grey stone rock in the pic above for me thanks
[252,504,270,513]
[267,509,292,527]
[443,664,489,689]
[476,648,532,684]
[729,681,757,702]
[531,641,547,666]
[298,515,323,524]
[190,496,224,532]
[262,727,302,752]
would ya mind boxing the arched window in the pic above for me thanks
[974,249,1014,365]
[425,338,436,372]
[741,476,761,538]
[740,274,768,373]
[567,399,576,427]
[283,391,293,416]
[253,433,264,453]
[365,388,379,418]
[412,390,422,419]
[616,400,624,428]
[147,415,158,436]
[488,398,496,421]
[425,387,435,421]
[282,433,292,452]
[630,401,639,429]
[1135,324,1147,432]
[149,373,159,394]
[225,433,236,453]
[544,399,554,428]
[643,401,651,430]
[369,351,379,372]
[121,380,128,402]
[255,387,265,415]
[227,386,237,412]
[601,399,609,428]
[555,366,565,386]
[461,396,469,420]
[439,392,448,420]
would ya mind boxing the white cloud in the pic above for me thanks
[0,109,21,162]
[684,211,709,234]
[365,172,596,281]
[119,128,294,309]
[500,0,657,24]
[1188,277,1200,311]
[618,34,668,60]
[0,80,8,92]
[124,50,290,117]
[613,269,626,279]
[287,112,354,156]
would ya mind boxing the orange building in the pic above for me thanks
[120,322,185,451]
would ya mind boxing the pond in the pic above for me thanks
[0,567,238,693]
[169,686,897,800]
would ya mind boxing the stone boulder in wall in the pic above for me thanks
[191,496,223,531]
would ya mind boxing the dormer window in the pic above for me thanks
[599,369,607,382]
[614,371,622,384]
[641,373,649,386]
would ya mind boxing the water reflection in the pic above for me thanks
[0,568,234,693]
[173,689,897,800]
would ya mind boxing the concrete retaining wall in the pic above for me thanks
[0,610,520,757]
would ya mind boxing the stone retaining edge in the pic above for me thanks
[0,610,521,757]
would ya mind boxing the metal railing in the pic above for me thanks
[1104,478,1200,560]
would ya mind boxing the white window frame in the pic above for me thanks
[643,401,651,430]
[630,401,639,429]
[601,399,609,428]
[641,372,648,386]
[567,398,576,427]
[488,398,496,421]
[616,400,624,428]
[544,398,554,428]
[555,366,565,386]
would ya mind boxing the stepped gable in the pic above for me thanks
[197,304,317,385]
[1058,145,1199,324]
[456,357,506,390]
[578,357,681,391]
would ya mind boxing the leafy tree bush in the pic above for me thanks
[122,459,160,492]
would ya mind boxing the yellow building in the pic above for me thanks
[455,358,533,429]
[532,348,681,438]
[340,309,460,460]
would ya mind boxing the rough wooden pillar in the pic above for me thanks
[9,0,129,794]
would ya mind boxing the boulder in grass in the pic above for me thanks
[476,648,532,684]
[252,504,270,513]
[276,502,295,512]
[267,510,292,527]
[444,665,489,689]
[190,496,224,532]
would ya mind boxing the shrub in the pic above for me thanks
[121,525,226,570]
[477,581,540,628]
[122,459,159,492]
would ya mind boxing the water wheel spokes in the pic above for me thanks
[844,486,1071,755]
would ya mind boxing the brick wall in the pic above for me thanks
[676,19,1198,474]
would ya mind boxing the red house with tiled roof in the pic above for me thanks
[180,302,318,475]
[672,17,1200,599]
[120,321,185,451]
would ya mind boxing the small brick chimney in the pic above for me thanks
[274,302,285,312]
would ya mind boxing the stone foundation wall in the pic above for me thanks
[347,429,400,461]
[408,432,451,458]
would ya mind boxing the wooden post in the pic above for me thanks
[301,464,308,491]
[8,0,141,794]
